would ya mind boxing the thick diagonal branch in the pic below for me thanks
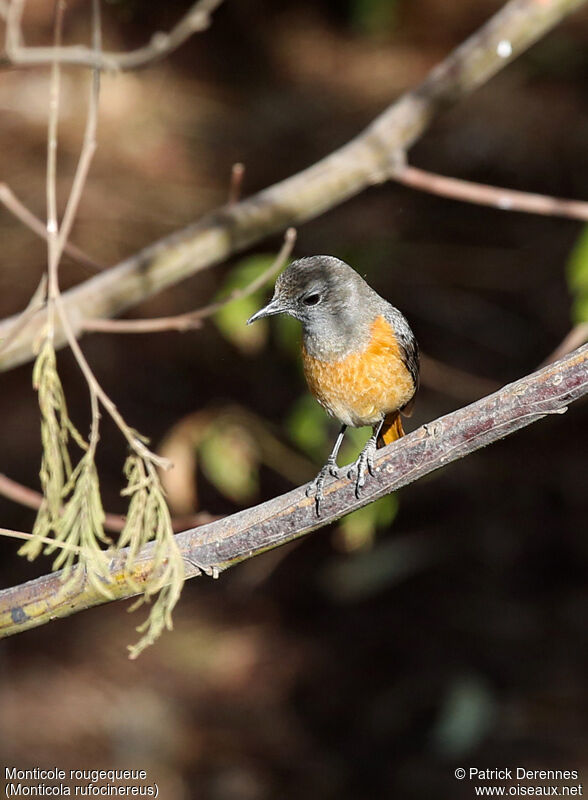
[1,0,585,373]
[0,344,586,640]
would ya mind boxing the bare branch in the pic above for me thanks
[0,472,45,511]
[228,162,246,206]
[81,313,204,335]
[0,183,104,271]
[54,0,101,269]
[3,0,225,71]
[393,164,588,221]
[39,1,164,465]
[0,526,81,553]
[0,343,586,640]
[0,471,217,533]
[82,227,297,334]
[44,0,64,340]
[1,0,585,372]
[5,0,24,53]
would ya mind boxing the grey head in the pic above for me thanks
[247,255,384,359]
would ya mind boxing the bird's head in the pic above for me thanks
[247,255,366,330]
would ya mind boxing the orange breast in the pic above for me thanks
[302,315,415,428]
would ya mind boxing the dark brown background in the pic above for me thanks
[0,1,587,797]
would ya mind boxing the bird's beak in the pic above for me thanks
[246,298,285,325]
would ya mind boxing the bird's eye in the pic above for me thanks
[303,293,321,306]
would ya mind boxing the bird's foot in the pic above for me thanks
[347,437,377,497]
[306,457,340,515]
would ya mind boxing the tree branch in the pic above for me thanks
[0,0,585,373]
[2,0,225,71]
[0,471,216,534]
[0,183,104,271]
[81,227,297,334]
[392,164,588,220]
[228,162,246,206]
[1,343,586,640]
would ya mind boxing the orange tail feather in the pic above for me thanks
[377,411,405,448]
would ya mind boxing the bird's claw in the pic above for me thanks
[307,458,340,516]
[306,469,327,516]
[308,436,378,512]
[329,463,341,479]
[348,439,377,497]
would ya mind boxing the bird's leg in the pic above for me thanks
[347,419,385,497]
[306,424,347,515]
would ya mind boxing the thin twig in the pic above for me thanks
[82,227,297,334]
[55,4,100,266]
[228,163,245,205]
[0,473,44,511]
[0,183,104,271]
[3,0,225,71]
[1,0,586,372]
[0,471,217,533]
[393,164,588,221]
[0,343,586,639]
[40,0,163,465]
[43,0,103,476]
[81,313,204,335]
[5,0,24,53]
[0,526,81,553]
[45,0,64,340]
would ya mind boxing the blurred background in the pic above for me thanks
[0,0,587,797]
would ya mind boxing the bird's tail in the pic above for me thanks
[377,411,405,448]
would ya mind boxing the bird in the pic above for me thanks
[247,255,419,514]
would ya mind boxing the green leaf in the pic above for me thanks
[338,494,398,552]
[573,292,588,324]
[213,254,277,354]
[274,313,301,359]
[322,531,433,602]
[199,422,259,503]
[286,395,330,461]
[431,676,495,757]
[339,426,371,466]
[566,225,588,323]
[350,0,400,36]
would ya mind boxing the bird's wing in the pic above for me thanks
[383,305,419,415]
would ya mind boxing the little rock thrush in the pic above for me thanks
[247,255,419,514]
